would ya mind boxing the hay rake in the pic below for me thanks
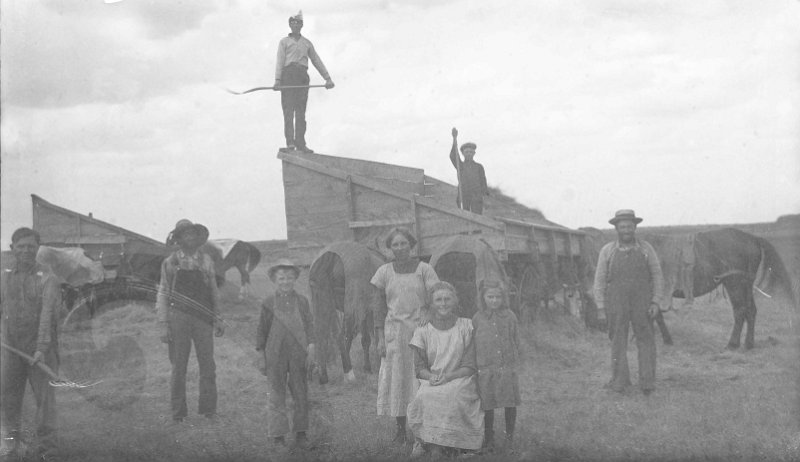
[0,342,102,389]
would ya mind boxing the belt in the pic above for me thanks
[285,62,307,68]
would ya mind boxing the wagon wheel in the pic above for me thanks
[516,265,540,324]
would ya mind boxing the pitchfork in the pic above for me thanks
[0,342,102,389]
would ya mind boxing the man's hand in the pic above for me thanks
[306,343,317,376]
[273,80,282,91]
[160,323,172,344]
[257,353,267,376]
[452,127,458,139]
[325,79,335,89]
[31,351,44,365]
[648,303,660,319]
[214,320,225,337]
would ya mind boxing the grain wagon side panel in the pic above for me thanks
[282,161,352,249]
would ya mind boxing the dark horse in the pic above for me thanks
[309,242,383,384]
[667,228,795,350]
[203,240,261,299]
[580,227,796,349]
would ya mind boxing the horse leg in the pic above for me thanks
[339,314,356,382]
[361,316,372,374]
[724,278,750,350]
[237,265,250,300]
[743,288,757,350]
[653,310,673,346]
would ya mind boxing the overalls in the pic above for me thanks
[263,294,310,437]
[607,246,656,391]
[168,268,217,419]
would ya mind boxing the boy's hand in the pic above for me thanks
[273,80,282,91]
[452,127,458,139]
[214,320,225,337]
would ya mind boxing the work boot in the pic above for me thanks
[296,146,314,153]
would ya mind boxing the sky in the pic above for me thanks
[2,0,799,248]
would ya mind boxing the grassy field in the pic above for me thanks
[3,230,799,462]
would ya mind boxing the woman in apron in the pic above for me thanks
[371,227,439,444]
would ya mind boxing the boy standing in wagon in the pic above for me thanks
[256,259,316,449]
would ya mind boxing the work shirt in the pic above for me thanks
[275,34,331,81]
[449,144,488,195]
[156,249,220,325]
[0,263,61,354]
[592,238,664,311]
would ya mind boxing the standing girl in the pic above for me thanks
[471,279,522,451]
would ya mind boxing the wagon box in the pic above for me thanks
[278,151,595,325]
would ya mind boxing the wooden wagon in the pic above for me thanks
[278,151,594,322]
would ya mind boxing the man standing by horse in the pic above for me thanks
[1,228,61,461]
[157,219,225,422]
[593,210,664,396]
[274,10,335,153]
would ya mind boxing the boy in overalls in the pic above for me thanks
[157,219,224,422]
[256,259,316,449]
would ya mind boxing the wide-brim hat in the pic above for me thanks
[609,209,643,225]
[170,219,210,244]
[268,258,301,280]
[460,142,477,152]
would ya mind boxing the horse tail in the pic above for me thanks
[757,237,797,308]
[245,242,261,273]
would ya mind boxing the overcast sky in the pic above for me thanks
[2,0,799,248]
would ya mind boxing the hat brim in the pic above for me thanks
[171,224,210,244]
[609,217,643,225]
[268,265,301,280]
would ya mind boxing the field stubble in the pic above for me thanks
[6,235,800,462]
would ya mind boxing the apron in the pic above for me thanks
[376,266,430,416]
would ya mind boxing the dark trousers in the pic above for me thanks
[608,285,656,391]
[0,347,58,454]
[280,65,310,149]
[168,310,217,419]
[461,192,484,214]
[264,346,309,437]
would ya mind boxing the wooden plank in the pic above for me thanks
[349,218,415,229]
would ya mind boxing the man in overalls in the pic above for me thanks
[157,219,224,422]
[1,228,60,460]
[593,210,664,395]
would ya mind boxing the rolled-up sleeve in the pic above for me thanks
[275,39,286,80]
[592,244,612,310]
[643,241,665,306]
[36,273,61,353]
[308,43,330,80]
[155,259,172,325]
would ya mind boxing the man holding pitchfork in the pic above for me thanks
[274,10,335,154]
[0,227,61,461]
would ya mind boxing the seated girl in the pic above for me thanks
[406,281,484,458]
